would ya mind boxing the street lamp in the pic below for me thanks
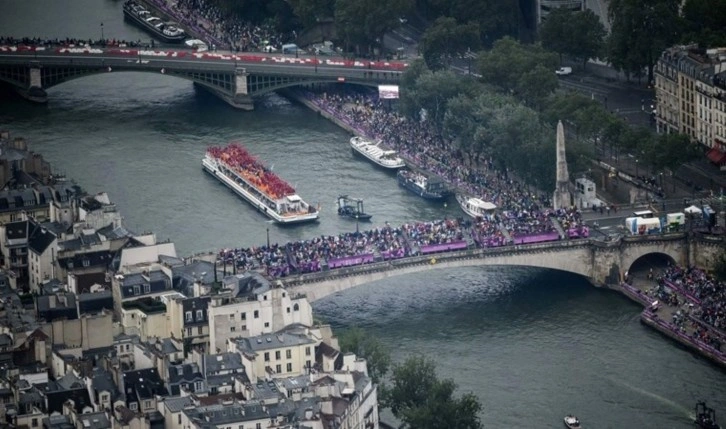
[100,22,104,43]
[266,227,270,248]
[635,159,639,178]
[355,214,359,234]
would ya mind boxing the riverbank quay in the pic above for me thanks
[619,282,726,368]
[280,88,492,195]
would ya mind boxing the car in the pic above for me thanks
[555,67,572,76]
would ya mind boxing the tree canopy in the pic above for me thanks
[540,8,606,68]
[337,327,391,385]
[681,0,726,47]
[388,356,483,429]
[419,17,481,70]
[334,0,413,54]
[477,37,559,109]
[606,0,682,82]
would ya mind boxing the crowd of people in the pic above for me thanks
[0,36,151,48]
[168,0,294,52]
[653,265,725,352]
[660,266,725,331]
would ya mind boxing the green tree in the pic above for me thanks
[337,328,391,385]
[642,132,700,174]
[289,0,334,28]
[388,356,483,429]
[399,70,480,132]
[477,37,559,105]
[419,17,481,70]
[681,0,726,47]
[540,9,606,68]
[607,0,682,82]
[416,0,520,45]
[334,0,413,55]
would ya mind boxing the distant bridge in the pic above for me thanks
[0,46,406,110]
[281,233,725,302]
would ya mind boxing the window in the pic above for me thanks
[256,423,262,429]
[31,418,38,427]
[198,326,203,335]
[275,364,281,373]
[253,310,259,318]
[282,292,286,297]
[125,344,130,351]
[230,326,236,332]
[229,313,235,320]
[178,414,182,425]
[306,360,311,369]
[196,310,203,320]
[241,325,246,331]
[275,351,281,360]
[144,284,150,294]
[286,349,291,359]
[264,322,269,328]
[286,307,290,313]
[195,381,203,391]
[144,400,151,409]
[241,312,246,320]
[286,363,292,372]
[133,285,140,295]
[263,294,267,300]
[130,402,138,410]
[305,346,311,356]
[264,352,270,362]
[185,311,192,322]
[82,259,90,267]
[186,327,192,337]
[293,303,299,311]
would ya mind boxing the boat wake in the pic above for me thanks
[602,375,692,418]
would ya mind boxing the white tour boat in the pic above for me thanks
[456,194,497,218]
[202,144,319,224]
[350,136,405,169]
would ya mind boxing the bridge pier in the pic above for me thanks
[193,68,254,110]
[15,67,48,104]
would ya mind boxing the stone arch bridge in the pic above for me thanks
[282,233,726,302]
[0,48,403,110]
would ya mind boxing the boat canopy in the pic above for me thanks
[286,195,302,202]
[470,198,496,211]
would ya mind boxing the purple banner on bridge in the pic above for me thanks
[420,241,468,255]
[382,248,406,260]
[512,232,560,245]
[663,279,702,305]
[327,253,375,269]
[568,227,590,238]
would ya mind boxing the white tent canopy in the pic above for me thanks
[684,205,702,214]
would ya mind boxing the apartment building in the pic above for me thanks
[655,45,726,167]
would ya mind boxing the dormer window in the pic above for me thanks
[196,310,203,320]
[144,284,150,294]
[185,311,192,322]
[133,286,140,295]
[82,259,90,267]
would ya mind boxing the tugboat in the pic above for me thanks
[695,402,721,429]
[337,195,372,221]
[397,169,451,201]
[563,415,581,428]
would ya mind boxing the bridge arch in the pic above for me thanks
[627,252,677,276]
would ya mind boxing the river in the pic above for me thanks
[1,1,725,427]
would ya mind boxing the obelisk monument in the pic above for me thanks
[553,120,572,209]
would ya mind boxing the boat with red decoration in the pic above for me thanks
[202,143,319,224]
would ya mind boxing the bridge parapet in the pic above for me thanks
[281,233,726,302]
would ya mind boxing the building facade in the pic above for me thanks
[655,45,726,167]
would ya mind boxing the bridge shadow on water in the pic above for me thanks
[313,265,610,333]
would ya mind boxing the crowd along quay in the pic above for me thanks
[202,143,319,224]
